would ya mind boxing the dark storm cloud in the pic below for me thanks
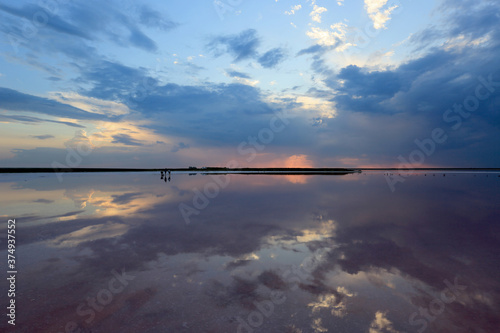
[307,0,500,166]
[258,47,287,68]
[127,82,286,148]
[337,65,403,99]
[440,0,500,40]
[143,83,274,115]
[208,29,261,62]
[320,0,500,116]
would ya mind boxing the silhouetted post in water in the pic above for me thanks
[161,171,164,179]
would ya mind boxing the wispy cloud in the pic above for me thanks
[258,48,287,68]
[31,135,55,140]
[0,87,117,121]
[111,134,145,146]
[171,142,189,153]
[226,70,251,79]
[0,114,85,128]
[208,29,261,62]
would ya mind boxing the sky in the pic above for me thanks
[0,0,499,168]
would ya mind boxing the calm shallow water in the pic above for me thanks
[0,172,499,333]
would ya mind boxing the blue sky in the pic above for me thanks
[0,0,499,168]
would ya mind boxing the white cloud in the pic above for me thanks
[310,5,327,23]
[307,27,338,46]
[306,23,354,51]
[234,77,259,86]
[337,0,345,5]
[369,311,400,333]
[50,222,129,247]
[49,92,130,116]
[285,4,302,15]
[225,70,259,86]
[364,0,398,30]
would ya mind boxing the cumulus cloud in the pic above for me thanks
[305,23,354,52]
[285,4,302,15]
[309,0,500,167]
[310,5,327,23]
[369,312,400,333]
[364,0,399,30]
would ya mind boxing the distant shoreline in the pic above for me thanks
[1,167,500,174]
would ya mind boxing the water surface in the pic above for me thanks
[0,172,499,333]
